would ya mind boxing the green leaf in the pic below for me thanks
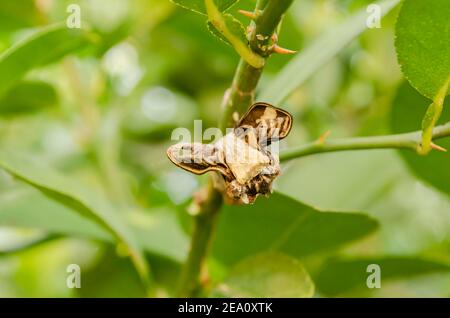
[206,13,247,46]
[0,189,112,242]
[76,247,148,298]
[277,151,404,212]
[391,81,450,195]
[169,0,239,15]
[211,192,379,266]
[204,0,264,68]
[0,81,58,116]
[0,151,150,285]
[0,23,96,97]
[395,0,450,101]
[0,187,189,263]
[0,1,45,32]
[132,209,189,262]
[213,252,314,298]
[395,0,450,153]
[314,256,450,296]
[260,0,400,105]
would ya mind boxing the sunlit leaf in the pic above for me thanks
[0,151,149,284]
[213,252,314,298]
[0,81,57,116]
[260,0,400,104]
[0,234,58,256]
[0,0,45,32]
[395,0,450,100]
[276,151,403,211]
[76,247,148,298]
[206,13,247,46]
[0,188,189,262]
[0,189,113,241]
[314,256,450,296]
[212,192,378,266]
[0,23,96,97]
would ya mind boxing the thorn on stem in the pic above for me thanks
[238,10,258,20]
[317,130,331,145]
[430,142,447,152]
[272,45,297,55]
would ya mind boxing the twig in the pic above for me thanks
[178,181,222,297]
[280,122,450,161]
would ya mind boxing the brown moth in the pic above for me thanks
[166,102,292,204]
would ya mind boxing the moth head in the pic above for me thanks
[166,142,233,180]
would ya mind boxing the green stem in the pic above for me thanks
[220,59,263,130]
[250,0,293,56]
[280,122,450,161]
[178,0,294,297]
[420,75,450,154]
[220,0,294,130]
[178,181,222,297]
[205,0,265,68]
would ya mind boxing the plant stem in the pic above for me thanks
[220,0,294,130]
[280,122,450,161]
[178,0,294,297]
[250,0,293,55]
[178,181,222,297]
[205,0,265,68]
[420,75,450,154]
[220,59,264,130]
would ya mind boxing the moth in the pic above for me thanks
[166,102,292,204]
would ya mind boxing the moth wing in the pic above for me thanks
[166,142,232,179]
[236,102,292,145]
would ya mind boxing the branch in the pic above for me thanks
[250,0,293,56]
[280,122,450,162]
[177,180,222,297]
[220,0,294,130]
[420,75,450,154]
[205,0,264,68]
[178,0,294,297]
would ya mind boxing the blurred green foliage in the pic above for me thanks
[0,0,449,298]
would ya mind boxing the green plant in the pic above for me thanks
[0,0,449,298]
[170,0,450,297]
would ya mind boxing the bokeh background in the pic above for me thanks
[0,0,449,297]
